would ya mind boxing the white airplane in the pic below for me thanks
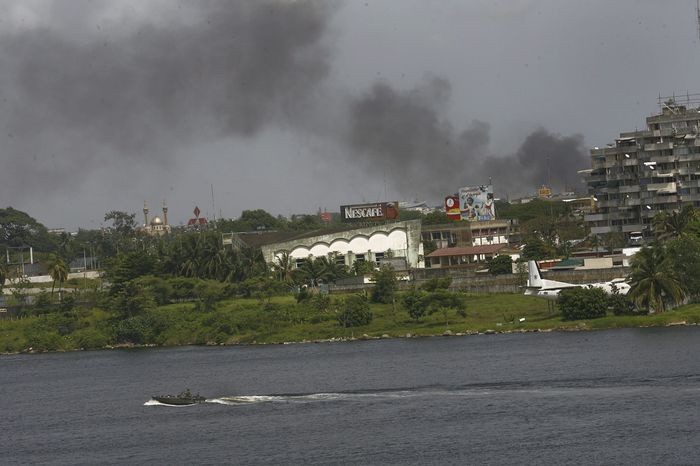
[523,260,630,300]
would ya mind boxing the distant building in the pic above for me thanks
[259,220,424,270]
[420,219,515,250]
[141,201,171,236]
[580,97,700,240]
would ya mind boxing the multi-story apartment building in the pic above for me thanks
[580,98,700,238]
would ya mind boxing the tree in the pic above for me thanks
[272,251,295,284]
[295,257,328,287]
[337,294,372,328]
[521,236,555,261]
[104,210,137,237]
[351,259,374,276]
[0,207,56,251]
[628,244,685,313]
[558,287,608,320]
[46,254,68,299]
[666,235,700,300]
[423,290,465,328]
[653,205,696,241]
[370,265,398,304]
[0,262,6,295]
[402,288,427,321]
[488,255,513,275]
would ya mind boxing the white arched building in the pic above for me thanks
[259,220,424,270]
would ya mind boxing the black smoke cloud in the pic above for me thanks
[0,1,334,197]
[346,78,589,199]
[0,0,589,211]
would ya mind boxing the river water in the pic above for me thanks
[2,327,700,465]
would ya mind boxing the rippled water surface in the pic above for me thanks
[3,327,700,465]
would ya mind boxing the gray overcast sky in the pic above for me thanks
[1,0,699,229]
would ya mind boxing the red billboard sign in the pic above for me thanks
[445,195,460,220]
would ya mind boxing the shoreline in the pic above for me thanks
[4,319,696,356]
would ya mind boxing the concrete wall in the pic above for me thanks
[330,266,631,295]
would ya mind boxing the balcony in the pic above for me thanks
[644,142,674,151]
[584,213,606,222]
[591,226,615,234]
[649,154,676,164]
[618,185,641,193]
[646,181,677,192]
[680,193,700,202]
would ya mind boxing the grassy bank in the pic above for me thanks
[3,293,700,354]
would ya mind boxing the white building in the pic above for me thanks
[259,220,424,270]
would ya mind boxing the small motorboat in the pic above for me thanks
[151,389,206,406]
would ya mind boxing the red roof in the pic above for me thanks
[427,244,506,258]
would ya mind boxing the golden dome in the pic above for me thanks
[151,216,163,225]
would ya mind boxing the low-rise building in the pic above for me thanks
[259,220,424,270]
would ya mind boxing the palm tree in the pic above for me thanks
[272,251,295,284]
[652,204,696,241]
[628,244,685,313]
[296,257,328,287]
[0,262,7,294]
[323,253,348,283]
[46,254,69,300]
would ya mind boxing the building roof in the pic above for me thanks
[427,244,506,257]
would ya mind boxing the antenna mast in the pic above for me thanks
[697,0,700,42]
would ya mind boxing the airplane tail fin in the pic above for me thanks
[527,260,543,288]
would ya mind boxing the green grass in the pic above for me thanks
[3,293,700,353]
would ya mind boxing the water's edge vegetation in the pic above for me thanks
[3,292,700,354]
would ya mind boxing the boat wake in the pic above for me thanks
[147,374,700,407]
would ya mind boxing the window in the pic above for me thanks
[374,252,384,265]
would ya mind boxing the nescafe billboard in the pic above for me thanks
[340,202,399,222]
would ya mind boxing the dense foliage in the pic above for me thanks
[337,294,373,327]
[488,255,513,275]
[558,288,609,320]
[370,266,398,304]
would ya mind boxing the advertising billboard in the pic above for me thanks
[444,195,461,221]
[459,185,496,221]
[340,202,399,223]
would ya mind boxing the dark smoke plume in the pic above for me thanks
[0,1,334,197]
[346,78,589,199]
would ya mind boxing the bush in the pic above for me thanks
[420,277,452,292]
[337,294,372,327]
[371,266,398,304]
[402,288,427,321]
[558,288,608,320]
[71,327,109,350]
[488,255,513,275]
[308,293,331,312]
[608,293,643,316]
[134,276,173,306]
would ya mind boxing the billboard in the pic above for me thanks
[459,185,496,221]
[340,202,399,222]
[444,195,461,221]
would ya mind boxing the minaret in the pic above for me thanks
[143,201,149,227]
[162,200,169,226]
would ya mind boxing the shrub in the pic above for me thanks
[371,266,398,304]
[488,255,513,275]
[558,287,608,320]
[608,293,644,316]
[402,288,427,321]
[337,294,372,327]
[72,327,109,350]
[420,277,452,292]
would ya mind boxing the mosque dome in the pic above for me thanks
[151,216,163,226]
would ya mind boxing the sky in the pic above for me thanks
[1,0,700,230]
